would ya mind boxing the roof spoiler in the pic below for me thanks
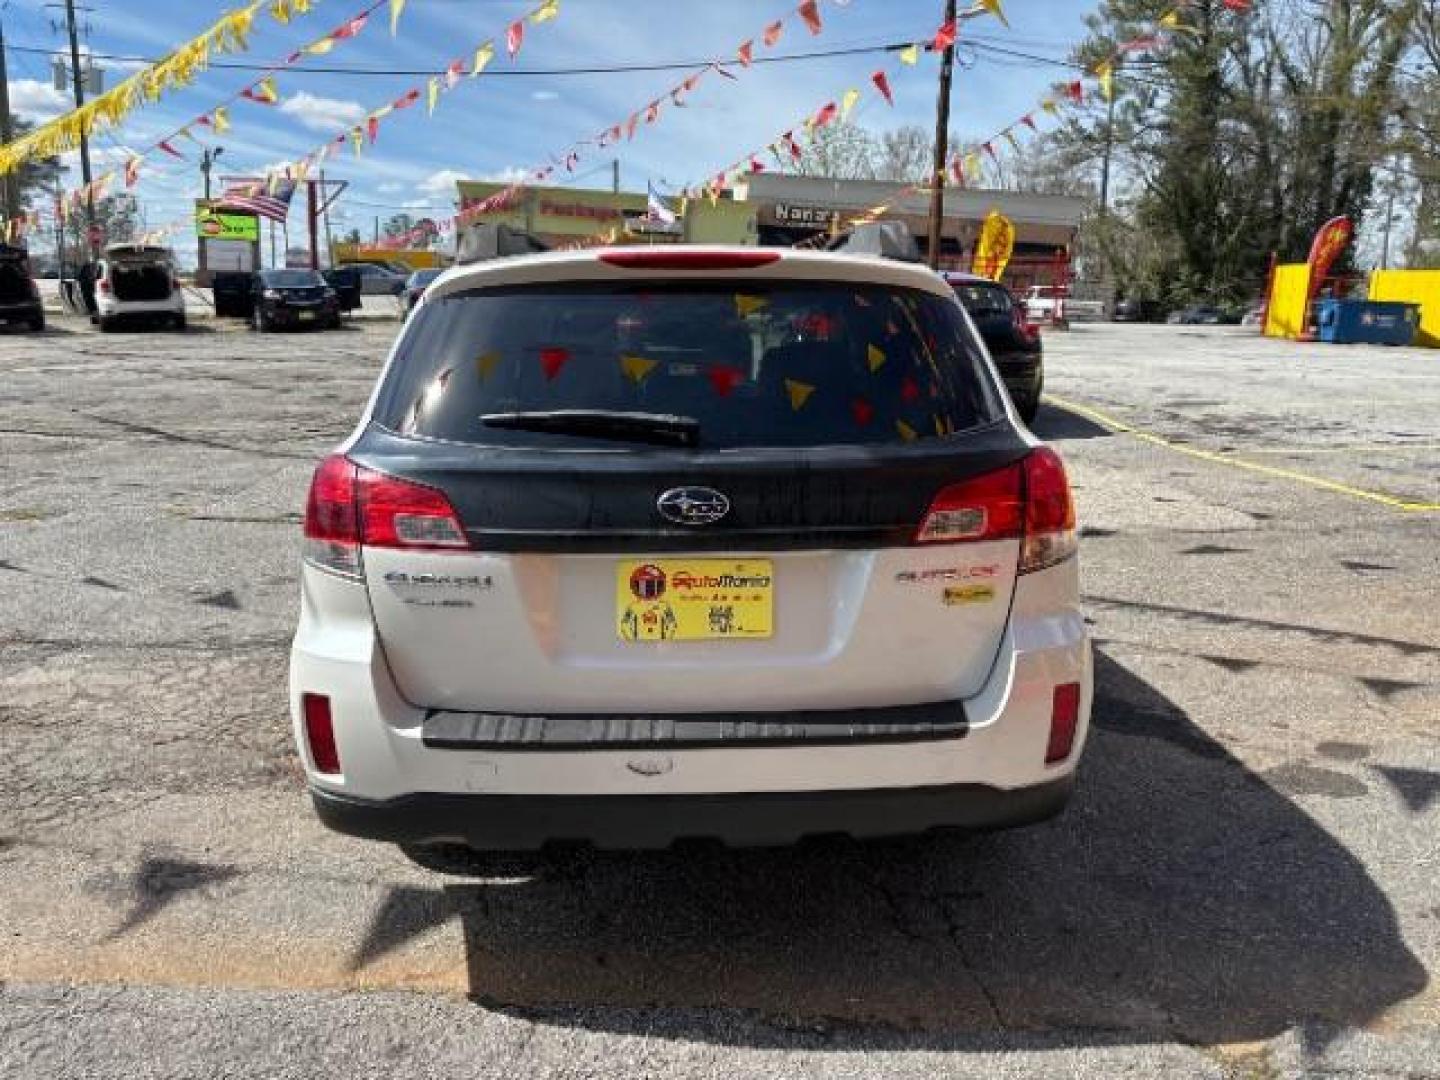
[456,223,550,265]
[826,221,923,263]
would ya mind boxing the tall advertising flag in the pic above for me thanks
[1302,214,1352,338]
[971,210,1015,281]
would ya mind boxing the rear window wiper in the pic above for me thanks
[481,410,701,448]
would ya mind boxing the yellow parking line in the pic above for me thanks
[1044,394,1440,513]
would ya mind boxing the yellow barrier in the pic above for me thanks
[1263,263,1310,340]
[1368,269,1440,348]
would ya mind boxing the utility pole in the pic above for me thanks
[0,11,20,225]
[925,0,958,270]
[1380,183,1396,271]
[611,159,619,194]
[199,146,223,201]
[62,0,96,257]
[1099,68,1117,216]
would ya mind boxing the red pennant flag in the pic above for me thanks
[949,158,965,185]
[982,141,997,161]
[812,102,838,128]
[645,101,660,123]
[195,115,212,127]
[1020,113,1037,130]
[683,73,701,94]
[334,13,369,38]
[900,376,920,403]
[871,70,893,105]
[797,0,822,35]
[607,124,621,143]
[1222,0,1251,10]
[762,20,783,47]
[539,347,571,381]
[124,158,142,186]
[707,365,745,398]
[625,113,639,140]
[565,151,579,172]
[783,131,802,162]
[393,88,421,110]
[1065,79,1084,103]
[737,39,754,66]
[367,115,380,143]
[506,19,524,57]
[851,398,874,427]
[749,157,766,173]
[932,19,957,50]
[158,140,183,158]
[446,59,465,87]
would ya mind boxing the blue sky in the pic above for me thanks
[4,0,1094,257]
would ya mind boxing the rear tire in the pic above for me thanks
[173,313,186,331]
[256,309,271,333]
[98,315,116,333]
[27,315,44,332]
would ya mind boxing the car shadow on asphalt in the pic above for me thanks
[1028,402,1112,441]
[349,650,1427,1047]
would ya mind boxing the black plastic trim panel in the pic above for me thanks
[309,775,1076,850]
[421,700,968,750]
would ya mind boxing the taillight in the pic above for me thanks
[1012,305,1039,344]
[915,448,1076,573]
[98,277,112,295]
[302,454,468,577]
[598,250,781,270]
[1045,682,1082,764]
[916,463,1024,544]
[1020,447,1076,573]
[302,692,341,774]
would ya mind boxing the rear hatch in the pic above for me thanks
[111,259,174,302]
[346,257,1031,715]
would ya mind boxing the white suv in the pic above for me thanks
[290,246,1091,854]
[94,244,186,331]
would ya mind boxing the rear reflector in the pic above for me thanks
[302,454,469,578]
[1046,682,1082,764]
[598,250,782,270]
[302,693,341,774]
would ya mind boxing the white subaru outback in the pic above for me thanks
[290,246,1091,853]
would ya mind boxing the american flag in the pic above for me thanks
[215,177,297,223]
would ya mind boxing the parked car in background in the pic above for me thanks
[401,268,444,317]
[1112,297,1162,323]
[252,268,342,332]
[93,244,185,331]
[340,262,407,296]
[0,244,45,331]
[1020,284,1104,324]
[945,272,1043,423]
[291,245,1090,856]
[1240,302,1266,327]
[1167,305,1238,325]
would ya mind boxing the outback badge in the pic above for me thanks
[656,486,731,526]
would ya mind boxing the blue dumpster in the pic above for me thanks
[1315,300,1420,345]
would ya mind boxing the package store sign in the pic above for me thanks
[195,211,260,242]
[774,204,840,228]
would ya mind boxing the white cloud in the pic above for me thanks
[279,91,366,133]
[9,79,69,122]
[378,182,404,194]
[531,89,559,102]
[418,168,471,196]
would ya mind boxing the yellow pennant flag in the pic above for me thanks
[898,43,919,65]
[1159,10,1180,29]
[972,0,1009,27]
[254,76,278,103]
[351,128,364,156]
[270,0,291,26]
[840,88,860,119]
[473,41,495,75]
[530,0,559,23]
[784,379,816,411]
[304,35,337,55]
[1040,97,1058,115]
[427,77,441,114]
[867,344,886,372]
[212,106,230,133]
[476,351,502,380]
[735,293,768,318]
[620,355,658,384]
[1094,59,1114,101]
[895,419,917,443]
[389,0,406,35]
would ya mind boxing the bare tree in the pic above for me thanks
[790,121,877,180]
[874,126,932,183]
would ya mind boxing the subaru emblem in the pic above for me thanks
[656,486,730,526]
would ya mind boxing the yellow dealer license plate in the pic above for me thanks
[617,559,773,642]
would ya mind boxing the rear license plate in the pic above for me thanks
[298,310,316,321]
[617,559,773,641]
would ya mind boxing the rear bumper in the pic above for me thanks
[0,301,42,321]
[310,774,1075,850]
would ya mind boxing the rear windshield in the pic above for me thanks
[952,283,1014,318]
[375,281,1003,450]
[262,270,323,287]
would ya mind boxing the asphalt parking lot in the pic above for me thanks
[2,314,1438,1078]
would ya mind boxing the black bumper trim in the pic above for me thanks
[309,776,1075,851]
[422,700,967,750]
